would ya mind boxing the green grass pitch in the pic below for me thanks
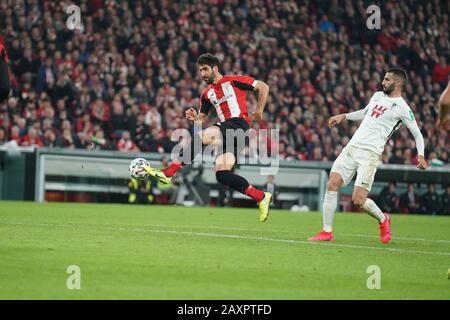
[0,201,449,299]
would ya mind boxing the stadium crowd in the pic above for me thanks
[376,182,450,215]
[0,0,448,167]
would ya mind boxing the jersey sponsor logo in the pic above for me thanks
[408,110,415,120]
[212,94,233,106]
[371,105,387,118]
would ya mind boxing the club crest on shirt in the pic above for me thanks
[371,105,387,118]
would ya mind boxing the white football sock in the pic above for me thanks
[323,191,338,232]
[362,198,385,223]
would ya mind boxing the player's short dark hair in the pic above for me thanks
[197,53,221,70]
[387,68,408,85]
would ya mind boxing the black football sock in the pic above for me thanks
[216,170,249,194]
[216,170,265,202]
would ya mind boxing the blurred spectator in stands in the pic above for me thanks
[399,183,420,214]
[17,118,27,137]
[158,128,177,153]
[56,128,76,149]
[9,125,21,145]
[90,98,110,125]
[0,0,448,162]
[110,95,128,138]
[389,148,405,164]
[42,128,56,147]
[377,29,399,52]
[432,56,450,84]
[90,129,112,151]
[144,107,162,131]
[439,150,448,163]
[265,175,279,208]
[117,130,139,153]
[377,182,399,213]
[420,184,441,215]
[134,113,149,151]
[319,14,336,33]
[21,127,43,147]
[439,186,450,215]
[36,57,56,93]
[0,127,6,145]
[75,112,95,137]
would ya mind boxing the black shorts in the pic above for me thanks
[213,117,250,158]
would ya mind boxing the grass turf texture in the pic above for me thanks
[0,201,449,299]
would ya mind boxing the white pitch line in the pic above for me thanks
[117,227,450,257]
[3,221,450,257]
[118,222,450,244]
[4,218,450,244]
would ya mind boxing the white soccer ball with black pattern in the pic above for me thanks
[129,158,149,180]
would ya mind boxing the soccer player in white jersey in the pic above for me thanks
[309,68,428,244]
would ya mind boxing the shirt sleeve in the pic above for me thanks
[400,107,425,156]
[199,92,213,115]
[345,92,378,121]
[231,75,257,91]
[345,104,370,121]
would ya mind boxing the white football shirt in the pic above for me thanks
[345,91,424,156]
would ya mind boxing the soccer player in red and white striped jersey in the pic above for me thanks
[145,53,273,221]
[198,73,256,124]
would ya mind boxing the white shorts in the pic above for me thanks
[330,145,381,191]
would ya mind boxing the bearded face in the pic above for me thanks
[381,72,399,95]
[382,81,395,95]
[199,65,217,85]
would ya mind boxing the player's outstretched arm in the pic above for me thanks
[329,104,369,127]
[401,110,428,170]
[437,81,450,130]
[251,80,269,122]
[328,114,346,128]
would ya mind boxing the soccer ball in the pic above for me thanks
[129,158,149,180]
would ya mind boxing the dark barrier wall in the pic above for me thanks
[0,149,35,201]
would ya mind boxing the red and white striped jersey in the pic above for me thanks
[199,75,257,124]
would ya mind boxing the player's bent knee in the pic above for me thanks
[352,196,366,207]
[352,199,364,207]
[327,178,341,191]
[215,153,236,171]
